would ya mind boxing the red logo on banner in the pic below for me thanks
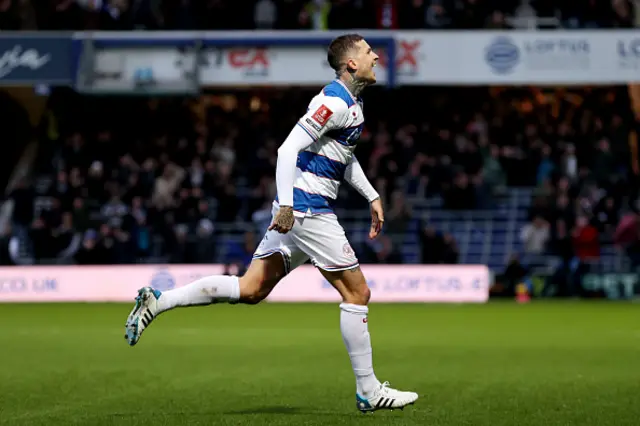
[312,105,333,126]
[376,40,421,73]
[227,48,269,69]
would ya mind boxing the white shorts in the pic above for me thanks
[253,205,359,274]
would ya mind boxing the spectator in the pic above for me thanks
[29,216,51,260]
[593,196,619,233]
[225,230,256,269]
[53,211,81,260]
[152,163,185,211]
[441,233,459,264]
[74,229,103,265]
[521,216,550,255]
[113,225,136,263]
[193,218,216,263]
[301,0,330,30]
[0,224,23,265]
[442,172,476,210]
[550,194,574,261]
[482,144,507,194]
[9,178,34,229]
[572,216,600,261]
[495,255,528,297]
[485,10,508,29]
[419,225,442,264]
[560,144,579,182]
[362,234,403,264]
[615,212,640,268]
[511,0,538,29]
[593,139,617,187]
[254,0,277,29]
[537,145,555,186]
[425,1,452,28]
[385,190,412,247]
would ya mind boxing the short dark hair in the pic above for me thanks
[327,34,364,72]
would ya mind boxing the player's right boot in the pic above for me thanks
[356,381,418,413]
[124,287,162,346]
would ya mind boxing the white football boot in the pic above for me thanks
[124,287,162,346]
[356,381,419,413]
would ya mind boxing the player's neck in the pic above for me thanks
[339,74,366,98]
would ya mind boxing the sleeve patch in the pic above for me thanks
[305,118,322,132]
[311,104,333,127]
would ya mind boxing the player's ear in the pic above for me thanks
[345,58,357,74]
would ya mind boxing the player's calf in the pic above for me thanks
[237,255,286,304]
[238,276,274,304]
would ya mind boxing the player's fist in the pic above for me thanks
[269,206,295,234]
[369,198,384,240]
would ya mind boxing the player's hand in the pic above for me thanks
[369,198,384,240]
[269,206,295,234]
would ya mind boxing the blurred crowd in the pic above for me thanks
[0,0,637,31]
[2,84,637,274]
[497,88,640,296]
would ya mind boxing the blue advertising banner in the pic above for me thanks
[0,35,73,84]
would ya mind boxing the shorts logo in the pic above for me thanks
[311,104,333,127]
[305,117,322,132]
[343,242,355,259]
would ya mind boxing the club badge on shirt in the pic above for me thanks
[311,104,333,127]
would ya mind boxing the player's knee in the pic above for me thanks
[238,275,270,305]
[343,282,370,305]
[354,285,371,305]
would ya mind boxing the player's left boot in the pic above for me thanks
[124,287,162,346]
[356,381,418,413]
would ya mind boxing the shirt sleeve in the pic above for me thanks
[276,96,349,207]
[344,155,380,203]
[295,95,350,141]
[275,125,316,207]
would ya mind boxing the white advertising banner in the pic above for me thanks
[0,264,490,303]
[196,34,423,86]
[425,30,640,85]
[90,30,640,86]
[195,30,640,86]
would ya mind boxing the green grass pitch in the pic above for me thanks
[1,301,639,425]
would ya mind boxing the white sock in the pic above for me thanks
[156,275,240,313]
[340,303,380,397]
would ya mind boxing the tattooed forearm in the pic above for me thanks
[275,207,294,229]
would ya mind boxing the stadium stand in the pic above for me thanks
[0,1,639,298]
[0,0,636,32]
